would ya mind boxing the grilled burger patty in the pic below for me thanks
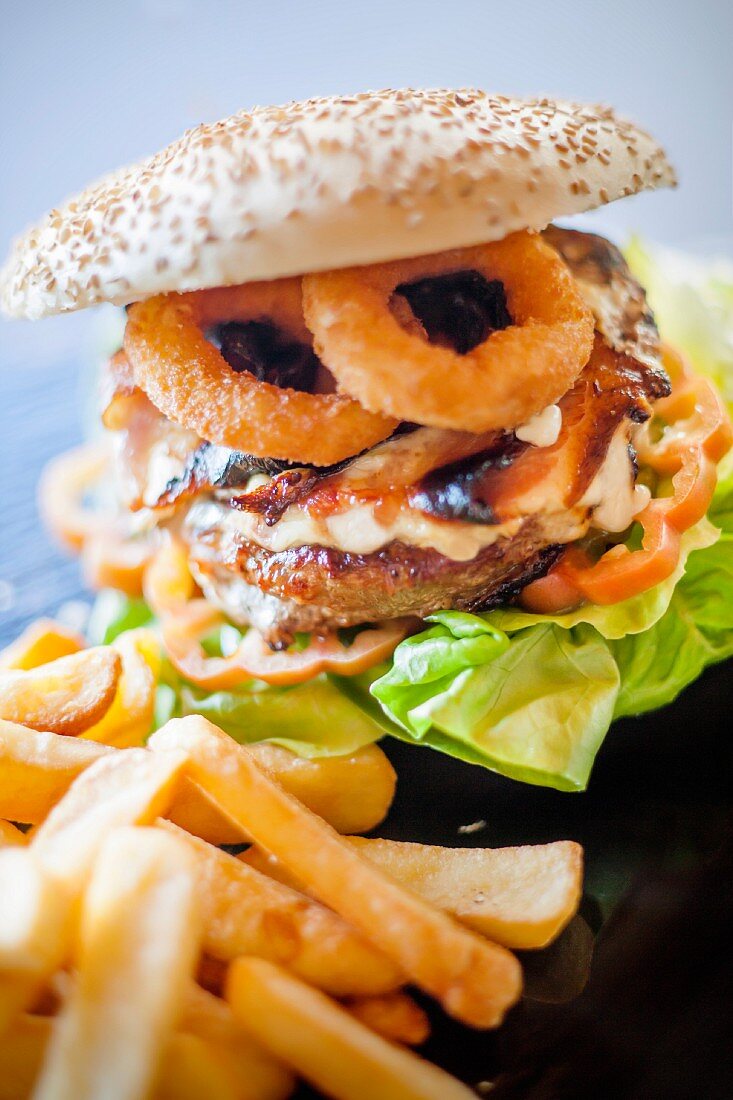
[105,227,670,644]
[181,341,666,643]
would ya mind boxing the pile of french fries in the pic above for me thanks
[0,619,584,1099]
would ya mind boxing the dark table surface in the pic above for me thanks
[1,353,732,1098]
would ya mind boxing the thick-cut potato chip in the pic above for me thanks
[0,621,84,673]
[0,820,26,847]
[150,718,522,1029]
[350,837,582,949]
[0,648,121,736]
[167,742,395,843]
[159,822,402,997]
[82,630,159,748]
[344,992,430,1046]
[180,986,295,1100]
[33,827,200,1100]
[31,749,186,889]
[227,958,475,1100]
[0,721,110,825]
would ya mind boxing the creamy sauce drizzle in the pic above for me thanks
[515,404,562,447]
[189,497,524,562]
[580,428,649,533]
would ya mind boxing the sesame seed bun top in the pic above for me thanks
[0,88,675,320]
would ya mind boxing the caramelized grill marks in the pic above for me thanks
[409,437,525,524]
[229,427,502,527]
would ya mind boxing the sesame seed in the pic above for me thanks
[0,87,676,318]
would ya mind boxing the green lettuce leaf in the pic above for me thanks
[373,617,619,791]
[86,589,154,645]
[626,238,733,407]
[170,676,386,758]
[369,513,724,790]
[612,468,733,716]
[488,519,718,640]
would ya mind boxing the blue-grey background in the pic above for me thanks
[0,0,732,638]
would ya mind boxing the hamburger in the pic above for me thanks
[2,88,731,791]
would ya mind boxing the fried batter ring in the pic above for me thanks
[303,232,595,432]
[124,280,397,466]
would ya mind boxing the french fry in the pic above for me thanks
[31,749,186,888]
[158,821,403,997]
[0,849,72,975]
[0,1013,291,1100]
[82,629,159,748]
[180,986,295,1100]
[0,620,84,672]
[0,1014,48,1099]
[351,837,582,949]
[149,718,522,1028]
[156,1032,239,1100]
[0,848,73,1036]
[33,827,201,1100]
[244,836,582,950]
[246,743,396,836]
[344,992,430,1046]
[1,750,186,1034]
[0,720,111,825]
[167,741,396,842]
[0,648,121,735]
[0,719,375,842]
[255,837,582,951]
[227,958,475,1100]
[0,820,27,847]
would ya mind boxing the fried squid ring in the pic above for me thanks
[125,280,397,467]
[302,232,595,432]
